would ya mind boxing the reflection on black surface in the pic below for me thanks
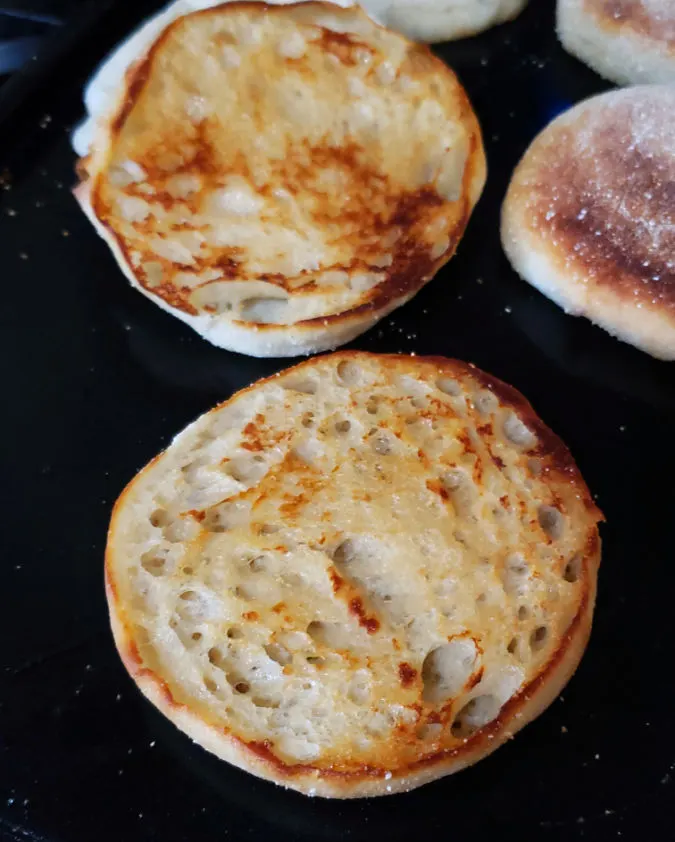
[507,271,675,412]
[139,696,555,842]
[112,291,282,398]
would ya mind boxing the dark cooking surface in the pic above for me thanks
[1,1,674,840]
[0,2,99,81]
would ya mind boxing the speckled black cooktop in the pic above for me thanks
[0,2,673,840]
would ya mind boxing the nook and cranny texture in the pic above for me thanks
[106,352,602,797]
[75,2,485,357]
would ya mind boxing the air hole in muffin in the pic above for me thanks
[306,621,351,648]
[235,584,254,600]
[283,377,317,394]
[348,679,370,705]
[163,516,198,543]
[336,360,361,386]
[181,460,202,484]
[227,626,243,639]
[203,500,251,533]
[443,469,466,491]
[252,695,280,708]
[301,412,315,428]
[224,457,266,485]
[530,625,548,651]
[517,605,529,621]
[284,572,304,588]
[306,622,329,644]
[191,632,202,642]
[335,419,352,434]
[503,412,537,449]
[366,396,380,415]
[306,655,325,667]
[442,469,476,516]
[259,523,280,535]
[240,297,288,324]
[422,640,477,703]
[436,377,461,396]
[473,390,498,415]
[371,431,393,455]
[208,646,226,668]
[150,509,169,528]
[234,682,250,694]
[332,539,356,567]
[203,676,218,693]
[265,643,291,665]
[202,514,225,533]
[502,553,529,596]
[563,553,582,583]
[179,590,196,601]
[223,461,248,483]
[249,555,269,573]
[538,505,564,540]
[451,694,500,738]
[506,636,519,655]
[141,548,168,576]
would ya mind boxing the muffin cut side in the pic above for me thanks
[106,352,602,796]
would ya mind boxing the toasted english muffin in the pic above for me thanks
[106,352,602,798]
[557,0,675,85]
[71,0,522,153]
[75,2,485,357]
[362,0,528,43]
[72,0,358,160]
[501,85,675,360]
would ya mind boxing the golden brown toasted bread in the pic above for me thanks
[557,0,675,85]
[75,2,485,357]
[106,352,602,797]
[501,85,675,360]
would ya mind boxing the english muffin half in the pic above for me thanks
[75,2,485,357]
[106,352,602,797]
[501,85,675,360]
[362,0,528,44]
[557,0,675,85]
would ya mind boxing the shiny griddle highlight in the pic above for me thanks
[82,2,484,344]
[106,352,602,797]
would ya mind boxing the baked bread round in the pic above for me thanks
[106,351,602,798]
[361,0,528,43]
[75,2,485,358]
[501,85,675,361]
[557,0,675,85]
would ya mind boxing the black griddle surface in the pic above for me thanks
[1,2,674,840]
